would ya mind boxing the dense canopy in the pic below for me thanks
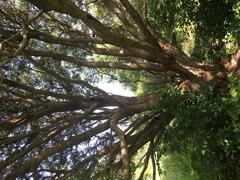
[0,0,240,179]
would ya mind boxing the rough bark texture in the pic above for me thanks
[0,0,239,179]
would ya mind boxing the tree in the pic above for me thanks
[0,0,239,179]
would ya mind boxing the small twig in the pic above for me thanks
[143,0,148,21]
[151,147,156,180]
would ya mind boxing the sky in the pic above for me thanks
[97,80,134,97]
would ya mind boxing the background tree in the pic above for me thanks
[0,0,239,179]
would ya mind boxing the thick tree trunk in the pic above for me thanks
[0,0,239,179]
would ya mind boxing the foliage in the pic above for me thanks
[154,80,240,179]
[159,152,199,180]
[0,0,240,179]
[148,0,238,61]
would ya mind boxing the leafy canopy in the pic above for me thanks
[0,0,239,179]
